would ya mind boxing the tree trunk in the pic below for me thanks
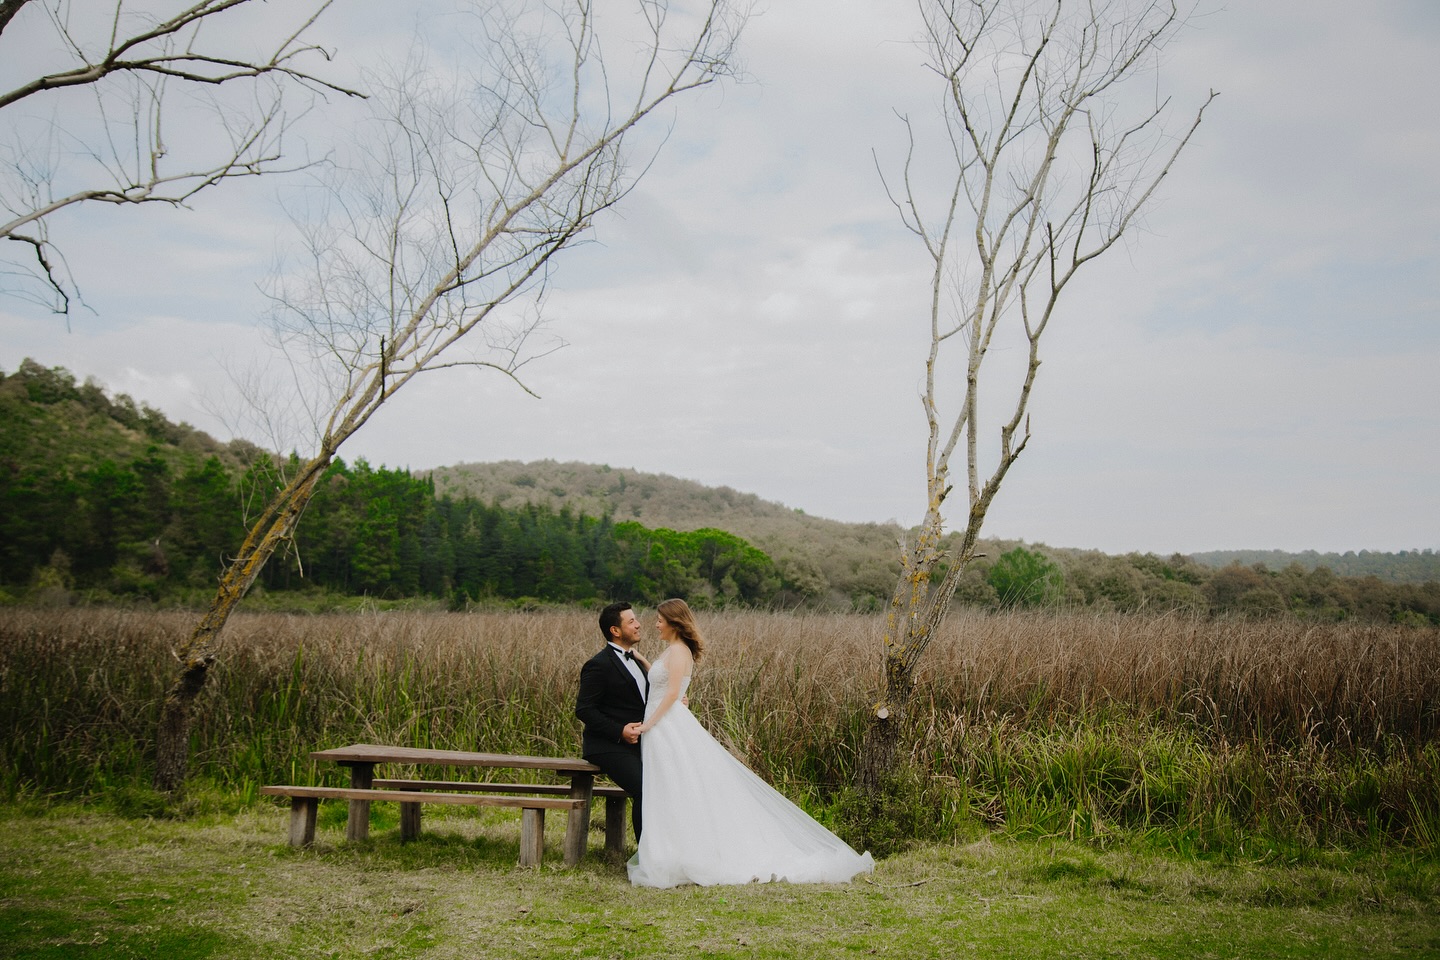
[858,659,911,795]
[153,641,220,793]
[858,505,980,797]
[152,461,327,793]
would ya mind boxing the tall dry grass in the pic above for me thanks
[918,610,1438,748]
[1,606,1436,851]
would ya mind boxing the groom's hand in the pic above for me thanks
[621,722,642,744]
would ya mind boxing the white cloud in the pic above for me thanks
[3,0,1436,554]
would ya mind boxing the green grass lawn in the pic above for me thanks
[1,803,1436,959]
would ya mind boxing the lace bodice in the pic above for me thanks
[643,647,691,721]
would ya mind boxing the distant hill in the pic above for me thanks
[6,359,1435,614]
[429,460,915,605]
[431,459,839,536]
[430,460,1440,594]
[1189,549,1440,585]
[0,358,255,475]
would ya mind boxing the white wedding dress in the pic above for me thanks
[627,647,875,888]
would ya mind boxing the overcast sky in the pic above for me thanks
[2,0,1437,556]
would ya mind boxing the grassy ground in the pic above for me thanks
[1,802,1436,960]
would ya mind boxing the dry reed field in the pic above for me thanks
[1,605,1437,852]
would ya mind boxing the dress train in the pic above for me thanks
[626,650,874,888]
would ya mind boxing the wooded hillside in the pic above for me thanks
[0,361,795,609]
[431,460,909,606]
[3,359,1437,623]
[1190,549,1440,584]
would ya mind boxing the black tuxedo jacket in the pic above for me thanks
[575,645,648,758]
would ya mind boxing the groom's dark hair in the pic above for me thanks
[598,601,632,643]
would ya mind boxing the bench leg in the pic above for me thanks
[288,797,318,847]
[346,763,374,842]
[519,807,545,867]
[604,796,628,857]
[564,772,593,866]
[399,800,422,841]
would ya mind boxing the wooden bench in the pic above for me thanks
[265,745,633,866]
[371,780,631,858]
[260,785,584,867]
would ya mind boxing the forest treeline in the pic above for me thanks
[1188,548,1440,584]
[0,362,782,609]
[432,460,1440,587]
[2,359,1437,623]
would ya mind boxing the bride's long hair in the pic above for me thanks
[657,598,705,662]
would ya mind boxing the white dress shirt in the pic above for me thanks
[608,642,647,701]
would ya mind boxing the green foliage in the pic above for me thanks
[266,461,786,607]
[606,523,781,605]
[0,363,791,608]
[432,458,905,608]
[987,547,1065,608]
[431,460,1440,624]
[0,359,255,601]
[826,768,977,857]
[1021,546,1440,626]
[1193,547,1440,584]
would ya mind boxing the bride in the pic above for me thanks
[626,598,874,888]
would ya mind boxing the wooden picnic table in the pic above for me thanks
[262,743,628,866]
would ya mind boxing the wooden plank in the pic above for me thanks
[371,779,628,798]
[262,785,586,867]
[311,743,603,774]
[261,785,584,809]
[518,807,544,867]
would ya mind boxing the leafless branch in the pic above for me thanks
[863,0,1213,792]
[152,1,748,794]
[1,0,363,313]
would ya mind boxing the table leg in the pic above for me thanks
[604,795,627,857]
[346,762,374,842]
[564,772,594,866]
[399,789,422,842]
[519,808,545,867]
[288,797,318,847]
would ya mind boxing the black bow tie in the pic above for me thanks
[623,650,636,661]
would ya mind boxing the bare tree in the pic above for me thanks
[153,0,748,792]
[859,0,1216,791]
[0,0,359,314]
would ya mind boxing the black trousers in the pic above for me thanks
[585,747,642,841]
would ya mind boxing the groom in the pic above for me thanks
[575,600,647,841]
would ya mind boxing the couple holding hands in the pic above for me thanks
[575,598,874,888]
